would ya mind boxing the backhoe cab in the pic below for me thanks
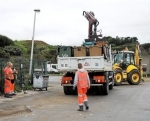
[113,44,143,85]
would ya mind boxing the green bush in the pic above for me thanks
[15,84,22,92]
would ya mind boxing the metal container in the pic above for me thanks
[33,73,49,91]
[57,46,73,57]
[83,41,95,47]
[89,46,102,56]
[73,46,87,57]
[95,41,108,47]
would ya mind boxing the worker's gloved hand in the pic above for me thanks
[72,86,76,90]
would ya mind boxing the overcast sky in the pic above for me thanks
[0,0,150,46]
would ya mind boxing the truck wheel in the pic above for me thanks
[69,86,76,95]
[46,87,47,91]
[96,86,103,95]
[103,83,109,95]
[114,70,123,86]
[39,88,42,91]
[128,70,141,85]
[63,86,70,95]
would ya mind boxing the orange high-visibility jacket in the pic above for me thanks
[73,69,90,88]
[4,67,13,80]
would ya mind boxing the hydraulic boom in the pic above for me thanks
[83,11,102,40]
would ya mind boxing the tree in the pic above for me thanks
[14,40,28,55]
[0,49,10,58]
[4,46,22,56]
[141,43,150,51]
[0,35,14,47]
[41,46,57,63]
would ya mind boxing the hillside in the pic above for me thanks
[17,40,50,48]
[14,40,57,63]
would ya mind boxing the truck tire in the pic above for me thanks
[96,86,103,95]
[127,70,141,85]
[114,69,123,86]
[63,86,70,95]
[103,82,109,95]
[69,86,76,95]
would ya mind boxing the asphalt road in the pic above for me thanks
[0,76,150,121]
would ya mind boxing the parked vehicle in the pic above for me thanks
[112,44,143,85]
[47,64,59,74]
[57,11,114,95]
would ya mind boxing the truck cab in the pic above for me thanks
[47,64,59,74]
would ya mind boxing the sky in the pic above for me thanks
[0,0,150,46]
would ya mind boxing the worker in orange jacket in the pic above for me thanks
[73,63,90,111]
[4,62,13,98]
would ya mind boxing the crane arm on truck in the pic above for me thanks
[83,11,102,39]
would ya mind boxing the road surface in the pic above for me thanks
[0,76,150,121]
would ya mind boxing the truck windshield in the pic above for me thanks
[52,65,56,69]
[114,53,123,63]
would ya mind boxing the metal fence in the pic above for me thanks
[0,58,47,94]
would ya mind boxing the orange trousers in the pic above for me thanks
[77,87,88,105]
[4,79,11,94]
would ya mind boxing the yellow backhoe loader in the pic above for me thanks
[112,43,143,85]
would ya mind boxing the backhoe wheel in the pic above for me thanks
[63,86,70,95]
[114,70,123,86]
[128,70,141,85]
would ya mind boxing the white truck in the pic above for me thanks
[57,45,114,95]
[58,11,114,95]
[47,64,59,74]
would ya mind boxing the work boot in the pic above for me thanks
[77,105,83,111]
[11,92,16,96]
[84,101,89,110]
[4,94,12,98]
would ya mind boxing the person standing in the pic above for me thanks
[73,63,90,111]
[3,62,13,98]
[11,67,18,95]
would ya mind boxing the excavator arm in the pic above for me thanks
[135,43,142,68]
[83,11,102,39]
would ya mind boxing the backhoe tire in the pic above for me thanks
[63,86,70,95]
[114,70,123,86]
[127,70,141,85]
